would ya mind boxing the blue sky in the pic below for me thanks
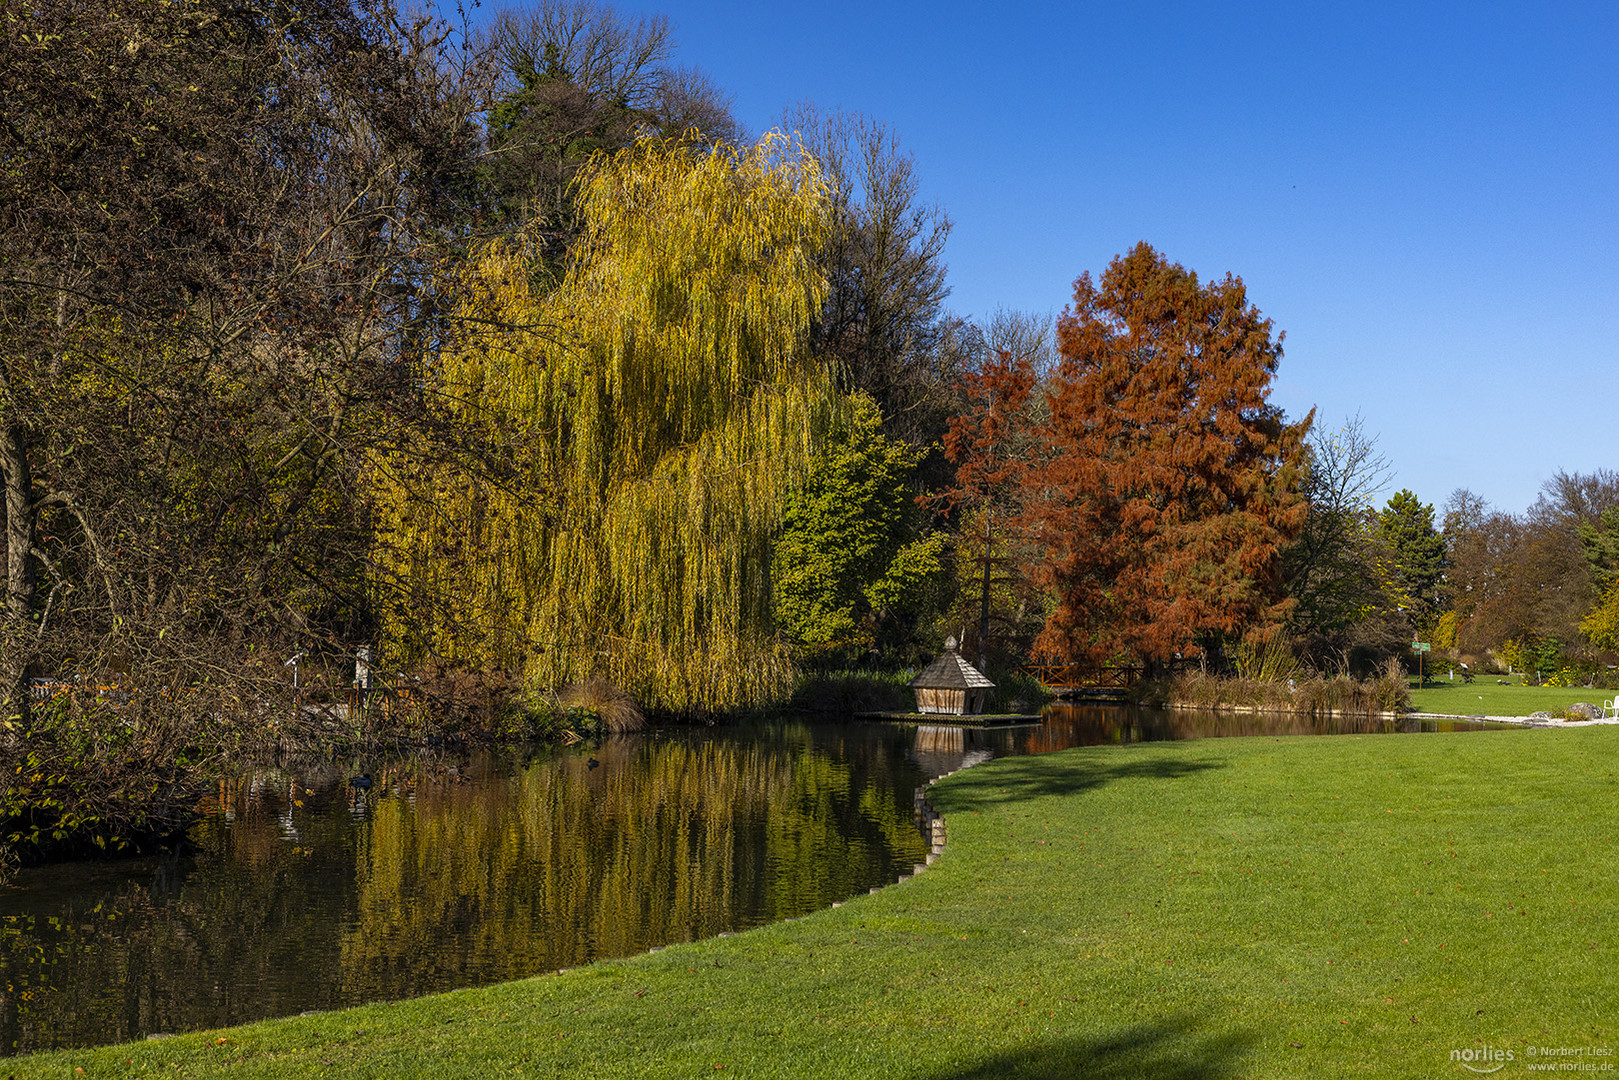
[493,0,1619,516]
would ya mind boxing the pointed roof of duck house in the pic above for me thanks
[908,637,995,690]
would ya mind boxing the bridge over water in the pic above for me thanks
[1022,663,1145,699]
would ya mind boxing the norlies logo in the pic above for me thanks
[1453,1046,1516,1073]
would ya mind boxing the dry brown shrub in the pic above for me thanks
[559,677,646,733]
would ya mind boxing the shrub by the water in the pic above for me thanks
[786,669,912,714]
[786,665,1052,715]
[983,667,1053,713]
[558,677,646,733]
[1,694,209,877]
[1145,661,1410,715]
[0,663,644,876]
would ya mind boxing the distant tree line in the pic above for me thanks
[1439,471,1619,682]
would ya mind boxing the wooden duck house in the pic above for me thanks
[907,637,995,715]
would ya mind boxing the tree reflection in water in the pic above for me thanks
[0,722,931,1055]
[0,709,1505,1055]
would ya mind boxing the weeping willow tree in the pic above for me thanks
[373,135,839,712]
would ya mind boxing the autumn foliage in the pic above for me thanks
[372,136,838,713]
[1025,244,1311,669]
[932,329,1051,664]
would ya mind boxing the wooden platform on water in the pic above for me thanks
[853,711,1043,727]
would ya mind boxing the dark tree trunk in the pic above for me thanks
[1,416,36,724]
[2,421,34,624]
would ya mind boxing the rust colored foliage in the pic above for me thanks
[933,332,1052,664]
[939,348,1041,514]
[1030,243,1311,668]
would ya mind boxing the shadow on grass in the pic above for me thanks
[955,754,1228,803]
[933,1018,1252,1080]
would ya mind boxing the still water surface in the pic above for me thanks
[0,705,1503,1054]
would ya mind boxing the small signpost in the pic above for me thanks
[353,645,372,714]
[1412,640,1430,687]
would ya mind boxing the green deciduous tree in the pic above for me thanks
[1577,506,1619,594]
[773,395,944,668]
[373,135,837,713]
[1030,243,1311,671]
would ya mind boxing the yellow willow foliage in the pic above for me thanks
[373,135,840,711]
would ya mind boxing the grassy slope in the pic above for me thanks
[1409,675,1619,717]
[17,727,1618,1078]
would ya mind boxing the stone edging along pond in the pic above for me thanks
[638,707,1608,968]
[828,768,962,905]
[1407,711,1619,727]
[631,764,969,963]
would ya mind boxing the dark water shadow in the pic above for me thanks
[953,754,1228,803]
[1036,702,1511,747]
[933,1018,1253,1080]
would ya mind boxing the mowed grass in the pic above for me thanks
[15,727,1618,1078]
[1409,674,1619,717]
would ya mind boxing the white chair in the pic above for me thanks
[1605,697,1618,720]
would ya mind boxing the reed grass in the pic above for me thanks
[1148,663,1410,715]
[1231,636,1301,682]
[557,676,646,733]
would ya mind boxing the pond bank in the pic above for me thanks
[1160,700,1403,717]
[0,723,937,1055]
[1407,710,1619,726]
[1,705,1514,1057]
[13,723,1616,1078]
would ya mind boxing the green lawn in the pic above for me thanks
[1408,673,1618,717]
[14,727,1619,1078]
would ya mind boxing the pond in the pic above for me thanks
[0,705,1506,1055]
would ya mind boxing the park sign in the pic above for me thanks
[1412,641,1431,652]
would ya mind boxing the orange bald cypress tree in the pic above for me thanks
[1031,243,1311,670]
